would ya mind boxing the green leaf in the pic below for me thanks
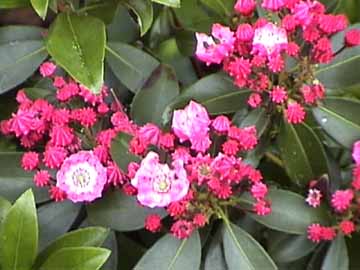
[0,0,29,8]
[152,0,180,7]
[105,42,159,93]
[80,0,118,24]
[173,0,215,32]
[102,231,118,270]
[24,87,54,100]
[0,26,47,94]
[312,97,360,149]
[120,0,153,36]
[315,24,360,90]
[135,231,201,270]
[0,196,11,229]
[0,152,49,203]
[204,233,228,270]
[107,5,139,43]
[46,13,106,93]
[38,201,81,250]
[30,0,49,19]
[38,247,110,270]
[162,73,251,125]
[278,120,328,186]
[200,0,235,17]
[87,190,167,231]
[35,227,109,268]
[0,190,38,270]
[268,233,317,263]
[322,235,349,270]
[237,108,270,137]
[347,233,360,269]
[110,132,140,171]
[131,65,180,126]
[239,189,330,234]
[222,221,277,270]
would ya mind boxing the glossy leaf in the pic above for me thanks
[135,231,201,270]
[105,42,159,93]
[278,120,328,186]
[0,196,11,228]
[315,24,360,90]
[0,0,29,8]
[107,6,139,43]
[35,227,109,268]
[200,0,235,17]
[87,190,167,231]
[0,190,38,270]
[240,189,331,234]
[30,0,49,19]
[37,201,81,250]
[152,0,180,7]
[0,152,49,203]
[131,65,180,126]
[222,222,277,270]
[204,234,228,270]
[322,235,349,270]
[38,247,110,270]
[268,233,317,263]
[120,0,153,36]
[313,97,360,149]
[102,231,118,270]
[46,13,106,93]
[110,132,140,171]
[162,73,251,124]
[81,0,118,24]
[0,26,47,94]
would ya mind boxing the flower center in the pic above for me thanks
[199,164,211,177]
[72,167,91,188]
[152,171,171,193]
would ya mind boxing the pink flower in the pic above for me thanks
[145,214,162,232]
[49,186,67,202]
[138,123,160,145]
[171,220,194,239]
[236,24,254,42]
[195,24,235,65]
[39,62,56,77]
[21,152,39,171]
[285,102,306,124]
[226,57,251,88]
[307,223,323,243]
[172,101,210,151]
[53,76,66,88]
[106,161,123,186]
[167,201,187,217]
[234,0,256,16]
[262,0,285,11]
[222,140,239,156]
[56,151,107,203]
[50,125,74,147]
[339,220,355,235]
[306,188,322,208]
[56,82,79,102]
[248,93,262,108]
[345,29,360,47]
[131,152,189,208]
[10,109,37,137]
[71,108,97,127]
[353,141,360,165]
[212,116,231,133]
[251,182,268,199]
[322,226,336,241]
[34,170,50,187]
[252,23,288,57]
[331,189,354,212]
[254,200,271,215]
[193,213,207,227]
[270,86,287,103]
[43,146,67,169]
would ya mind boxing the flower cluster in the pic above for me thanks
[306,141,360,242]
[0,62,135,202]
[195,0,360,124]
[123,101,271,239]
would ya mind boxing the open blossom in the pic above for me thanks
[131,152,190,208]
[172,101,211,152]
[306,188,322,207]
[56,151,107,203]
[195,24,235,65]
[252,23,288,58]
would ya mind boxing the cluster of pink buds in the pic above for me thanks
[195,0,360,124]
[0,62,136,202]
[122,101,271,239]
[306,141,360,242]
